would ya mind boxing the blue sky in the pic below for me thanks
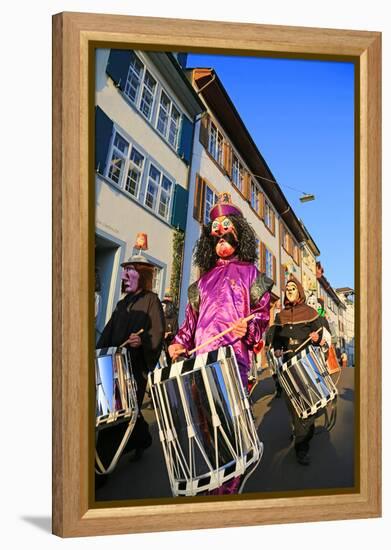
[187,53,355,290]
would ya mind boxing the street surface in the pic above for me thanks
[96,367,355,502]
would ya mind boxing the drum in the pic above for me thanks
[148,345,263,497]
[277,345,338,419]
[95,347,138,474]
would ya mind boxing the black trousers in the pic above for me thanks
[283,393,315,455]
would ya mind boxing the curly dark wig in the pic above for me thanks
[193,214,258,273]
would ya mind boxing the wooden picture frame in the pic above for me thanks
[52,11,381,537]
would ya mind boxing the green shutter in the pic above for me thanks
[171,184,189,231]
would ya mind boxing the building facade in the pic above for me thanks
[94,49,203,338]
[317,262,347,352]
[179,67,308,324]
[336,288,355,366]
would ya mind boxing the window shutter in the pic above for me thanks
[272,255,277,283]
[243,172,251,200]
[260,242,266,273]
[271,210,276,235]
[106,49,132,91]
[199,113,210,149]
[95,106,114,173]
[223,142,233,177]
[259,192,265,219]
[178,115,194,165]
[193,175,205,223]
[289,236,294,257]
[171,184,189,231]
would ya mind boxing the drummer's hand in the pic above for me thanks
[168,343,186,361]
[128,333,142,348]
[274,349,283,358]
[310,331,320,343]
[231,318,248,339]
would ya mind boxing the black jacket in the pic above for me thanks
[97,290,165,373]
[271,312,323,359]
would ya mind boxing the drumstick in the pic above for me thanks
[292,327,322,354]
[119,328,144,348]
[187,313,256,356]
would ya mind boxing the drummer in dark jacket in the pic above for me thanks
[96,254,165,470]
[270,275,323,465]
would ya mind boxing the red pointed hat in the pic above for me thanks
[209,192,242,221]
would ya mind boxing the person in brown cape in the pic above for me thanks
[269,275,323,465]
[95,255,165,488]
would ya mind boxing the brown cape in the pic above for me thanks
[276,274,319,325]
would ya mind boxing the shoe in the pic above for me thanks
[296,451,310,466]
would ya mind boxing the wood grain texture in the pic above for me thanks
[52,11,382,538]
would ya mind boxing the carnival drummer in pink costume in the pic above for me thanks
[169,194,272,495]
[169,193,272,394]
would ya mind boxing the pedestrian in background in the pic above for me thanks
[161,289,179,367]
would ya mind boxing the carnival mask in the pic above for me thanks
[285,282,299,303]
[121,265,140,293]
[306,294,318,309]
[211,216,238,258]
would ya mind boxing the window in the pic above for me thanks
[251,180,260,212]
[157,91,181,148]
[265,248,274,280]
[208,122,224,166]
[107,132,129,184]
[151,266,162,295]
[204,185,218,225]
[125,147,144,197]
[125,54,157,121]
[232,155,244,192]
[124,52,144,102]
[159,175,173,218]
[264,200,274,232]
[122,52,186,150]
[139,70,157,120]
[107,131,146,198]
[145,164,173,221]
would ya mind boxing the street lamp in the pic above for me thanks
[300,193,315,203]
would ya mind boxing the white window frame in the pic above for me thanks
[106,132,129,186]
[124,52,157,122]
[265,248,274,280]
[208,121,224,166]
[124,52,144,104]
[124,146,145,199]
[144,163,174,221]
[251,180,261,212]
[106,130,145,200]
[156,90,182,149]
[204,184,218,225]
[264,200,274,231]
[124,52,185,150]
[232,155,244,192]
[139,69,157,121]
